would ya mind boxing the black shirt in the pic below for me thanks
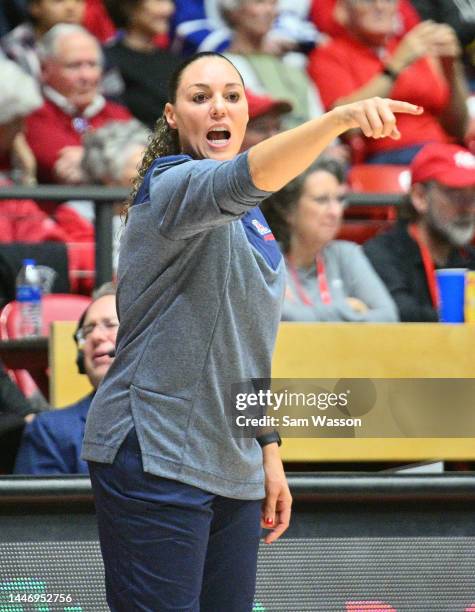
[0,362,35,435]
[363,221,475,322]
[103,40,183,129]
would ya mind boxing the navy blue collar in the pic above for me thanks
[134,155,191,206]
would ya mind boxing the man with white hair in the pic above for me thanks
[0,58,68,241]
[364,143,475,322]
[25,23,131,185]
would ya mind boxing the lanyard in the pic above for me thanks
[408,223,440,309]
[287,254,332,306]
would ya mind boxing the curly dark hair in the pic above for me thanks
[260,158,347,253]
[123,52,244,220]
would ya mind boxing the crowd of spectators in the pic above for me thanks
[309,0,470,164]
[0,0,473,474]
[220,0,324,130]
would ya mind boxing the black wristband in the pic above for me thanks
[382,66,399,81]
[257,431,282,448]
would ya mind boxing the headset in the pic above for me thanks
[73,308,88,375]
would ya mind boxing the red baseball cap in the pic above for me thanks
[410,143,475,188]
[245,89,292,120]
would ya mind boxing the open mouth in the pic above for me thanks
[206,128,231,147]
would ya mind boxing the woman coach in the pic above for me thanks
[82,51,422,611]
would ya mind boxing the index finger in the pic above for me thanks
[387,99,424,116]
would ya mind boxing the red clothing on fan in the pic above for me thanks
[308,35,451,158]
[310,0,420,39]
[82,0,169,47]
[25,98,131,184]
[83,0,116,43]
[0,177,67,243]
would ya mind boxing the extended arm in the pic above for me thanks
[247,98,422,192]
[152,98,421,240]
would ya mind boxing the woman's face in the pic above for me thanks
[165,56,248,161]
[289,170,348,249]
[129,0,175,36]
[344,0,398,45]
[232,0,277,41]
[31,0,85,32]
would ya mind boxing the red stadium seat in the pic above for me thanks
[0,294,91,340]
[348,164,411,194]
[340,164,411,244]
[0,294,91,398]
[66,242,95,295]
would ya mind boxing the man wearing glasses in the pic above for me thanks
[14,283,118,474]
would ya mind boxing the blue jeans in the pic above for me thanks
[89,428,263,611]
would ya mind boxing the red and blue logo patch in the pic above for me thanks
[251,219,275,241]
[242,208,282,270]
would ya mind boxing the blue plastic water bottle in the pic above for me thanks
[15,258,43,337]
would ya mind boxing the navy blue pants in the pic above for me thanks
[88,428,263,611]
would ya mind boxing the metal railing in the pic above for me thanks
[0,185,405,287]
[1,473,475,506]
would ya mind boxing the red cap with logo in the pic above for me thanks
[245,89,292,120]
[410,143,475,188]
